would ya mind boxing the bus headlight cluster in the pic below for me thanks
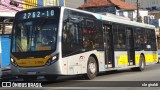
[46,55,58,66]
[11,58,18,67]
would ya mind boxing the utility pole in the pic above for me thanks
[137,0,141,22]
[84,0,87,4]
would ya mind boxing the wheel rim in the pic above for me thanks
[89,62,96,74]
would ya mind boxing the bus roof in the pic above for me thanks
[15,6,155,29]
[62,7,155,29]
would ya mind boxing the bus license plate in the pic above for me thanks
[27,72,36,75]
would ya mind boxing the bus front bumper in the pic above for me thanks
[11,64,62,76]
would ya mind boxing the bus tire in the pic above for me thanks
[45,75,58,81]
[131,55,145,71]
[137,55,145,71]
[84,56,97,80]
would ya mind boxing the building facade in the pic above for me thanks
[79,0,138,21]
[23,0,85,9]
[65,0,84,8]
[124,0,160,10]
[22,0,65,9]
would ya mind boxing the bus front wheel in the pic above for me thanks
[84,56,97,80]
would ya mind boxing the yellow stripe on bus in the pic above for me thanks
[135,55,140,64]
[118,54,158,65]
[118,55,128,65]
[13,55,51,67]
[145,54,158,63]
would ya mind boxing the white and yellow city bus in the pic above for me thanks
[10,6,158,81]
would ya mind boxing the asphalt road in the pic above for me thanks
[3,63,160,90]
[40,63,160,90]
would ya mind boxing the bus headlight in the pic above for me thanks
[11,58,14,62]
[46,54,58,66]
[11,58,18,67]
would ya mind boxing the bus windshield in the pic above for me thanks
[12,18,58,52]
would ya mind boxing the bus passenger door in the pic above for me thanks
[103,24,114,68]
[126,28,135,66]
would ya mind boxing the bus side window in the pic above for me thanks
[117,33,125,48]
[145,29,156,51]
[62,27,67,43]
[83,37,95,49]
[113,24,126,50]
[135,28,144,50]
[62,23,74,48]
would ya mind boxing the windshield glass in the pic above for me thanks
[12,18,58,52]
